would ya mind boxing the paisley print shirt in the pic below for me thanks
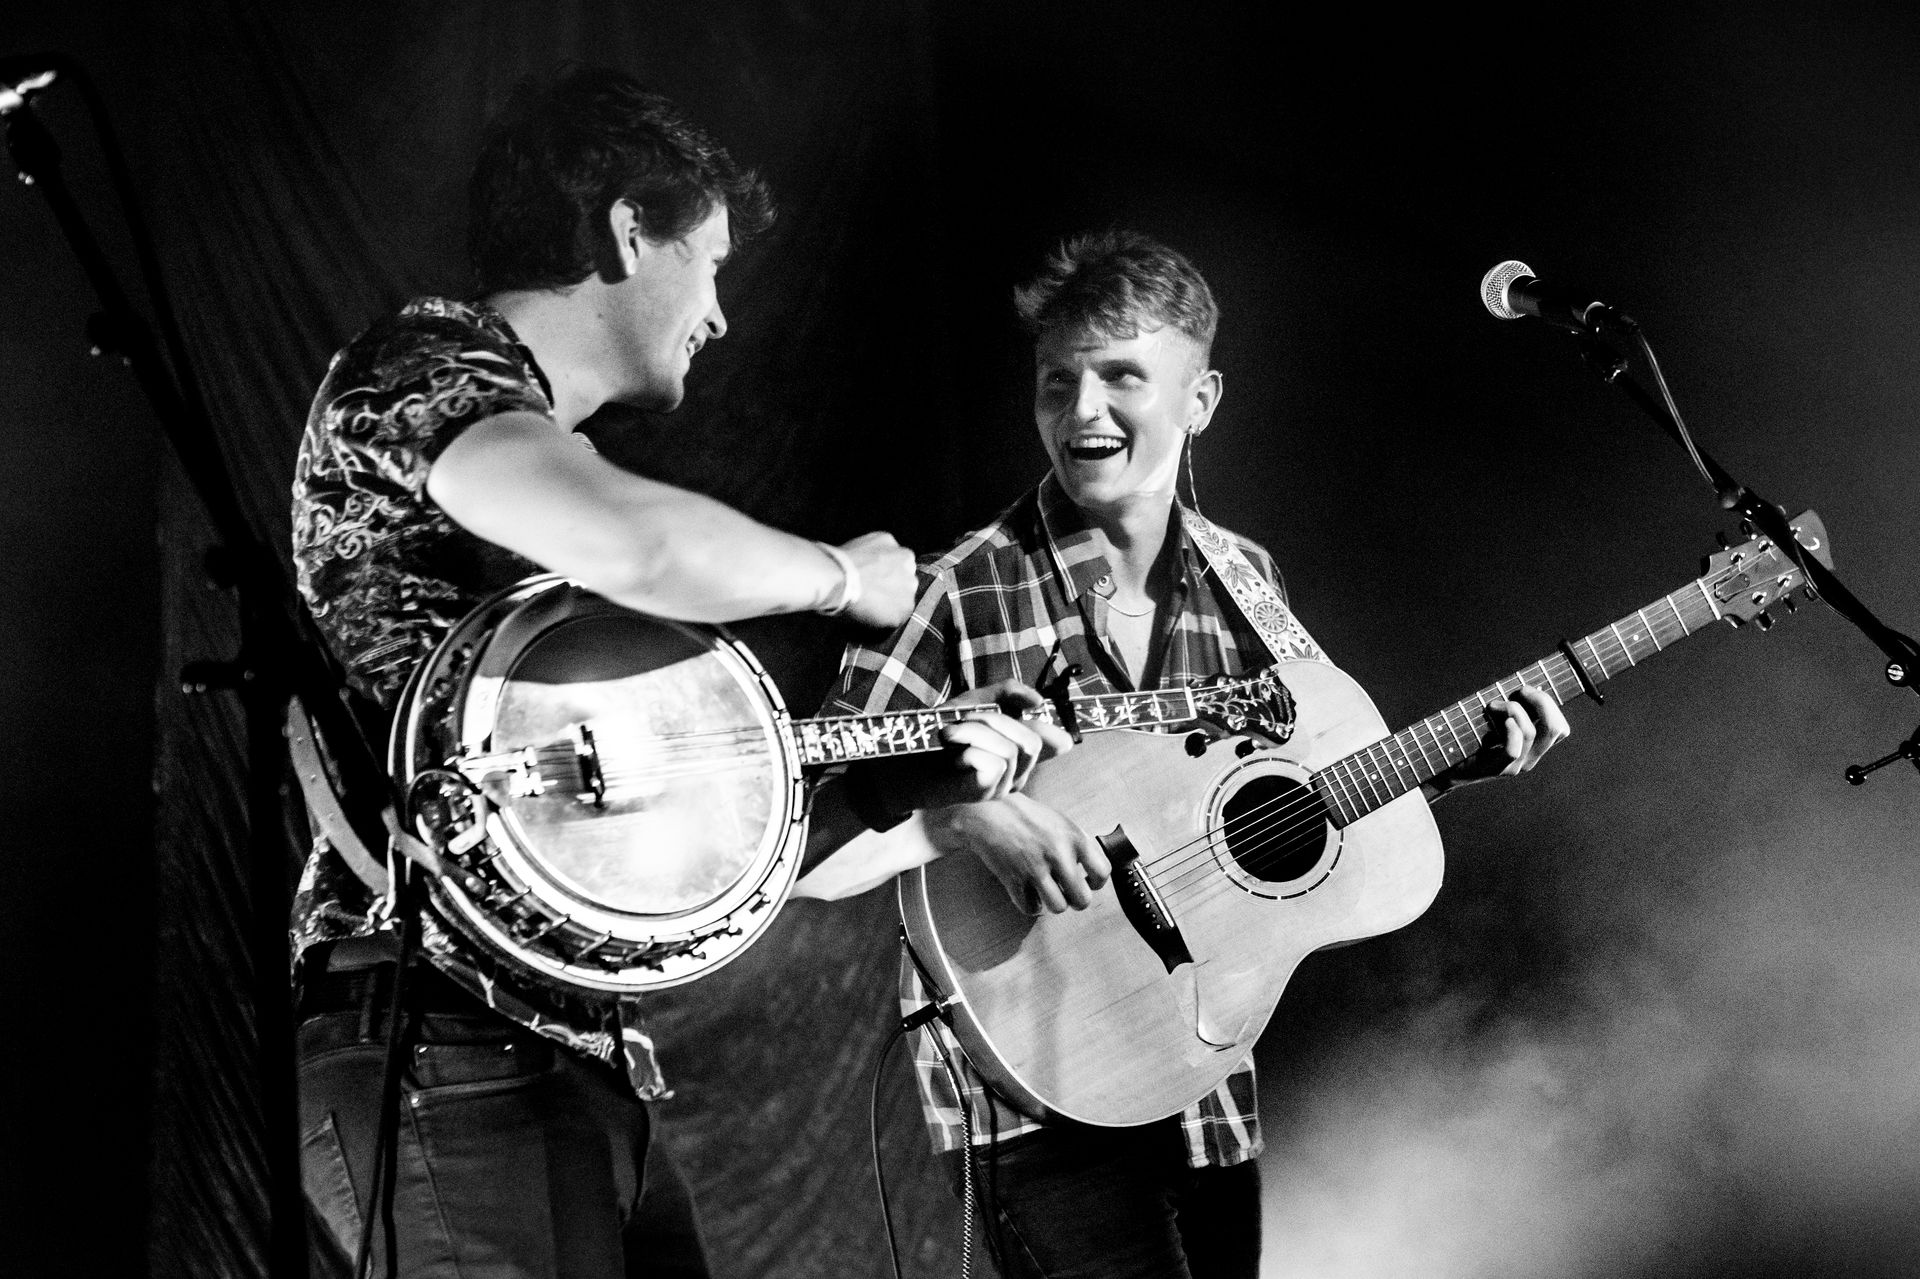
[292,296,550,707]
[289,298,667,1097]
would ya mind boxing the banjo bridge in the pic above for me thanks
[454,723,606,807]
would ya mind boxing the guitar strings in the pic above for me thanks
[1113,665,1558,905]
[1143,676,1551,906]
[1133,665,1584,912]
[1143,589,1725,908]
[1146,714,1476,901]
[1146,651,1601,911]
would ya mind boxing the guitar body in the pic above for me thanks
[900,659,1445,1127]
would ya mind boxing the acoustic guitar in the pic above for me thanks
[898,514,1830,1125]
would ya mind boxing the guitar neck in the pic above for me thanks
[1315,577,1725,827]
[794,687,1202,768]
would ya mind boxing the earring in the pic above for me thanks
[1181,431,1205,518]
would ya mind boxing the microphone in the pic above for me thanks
[1480,260,1636,334]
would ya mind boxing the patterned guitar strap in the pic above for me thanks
[1180,506,1329,664]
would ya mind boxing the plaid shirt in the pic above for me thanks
[823,474,1296,1168]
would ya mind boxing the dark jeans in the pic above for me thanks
[297,963,708,1279]
[956,1119,1262,1279]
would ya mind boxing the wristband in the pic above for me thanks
[814,541,863,616]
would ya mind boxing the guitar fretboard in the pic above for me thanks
[1314,576,1729,827]
[794,687,1202,767]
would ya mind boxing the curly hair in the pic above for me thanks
[468,67,776,293]
[1012,231,1219,362]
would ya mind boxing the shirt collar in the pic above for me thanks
[1034,473,1207,603]
[468,298,556,409]
[403,296,557,410]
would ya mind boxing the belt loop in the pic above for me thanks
[357,964,391,1042]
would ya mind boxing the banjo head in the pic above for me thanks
[392,576,807,993]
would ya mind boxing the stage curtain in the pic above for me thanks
[121,3,966,1275]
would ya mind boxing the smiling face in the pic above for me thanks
[610,203,733,411]
[1033,321,1221,520]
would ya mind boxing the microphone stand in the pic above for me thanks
[1566,322,1920,786]
[6,55,399,1277]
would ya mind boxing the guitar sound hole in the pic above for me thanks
[1219,776,1329,884]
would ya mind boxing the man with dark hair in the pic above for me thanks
[467,68,776,297]
[289,67,1064,1277]
[822,230,1569,1278]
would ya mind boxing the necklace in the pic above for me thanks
[1104,596,1155,618]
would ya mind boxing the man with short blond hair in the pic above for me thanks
[825,230,1568,1278]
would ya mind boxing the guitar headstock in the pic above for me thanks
[1191,668,1298,741]
[1701,509,1832,628]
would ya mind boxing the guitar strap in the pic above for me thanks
[1179,506,1329,665]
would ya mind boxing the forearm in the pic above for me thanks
[586,489,846,622]
[427,413,844,622]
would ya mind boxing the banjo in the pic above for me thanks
[384,574,1296,995]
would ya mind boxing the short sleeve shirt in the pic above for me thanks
[288,298,665,1095]
[292,296,552,707]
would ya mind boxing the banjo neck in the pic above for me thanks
[793,687,1200,768]
[457,662,1293,802]
[794,666,1298,769]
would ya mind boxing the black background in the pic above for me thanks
[4,3,1918,1276]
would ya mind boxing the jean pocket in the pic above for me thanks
[300,1111,364,1261]
[406,1033,557,1097]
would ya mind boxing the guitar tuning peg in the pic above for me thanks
[1755,610,1774,631]
[1715,531,1731,550]
[1739,519,1757,537]
[1782,596,1797,614]
[1724,614,1746,628]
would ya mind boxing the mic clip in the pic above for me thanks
[1573,329,1630,383]
[1580,303,1640,339]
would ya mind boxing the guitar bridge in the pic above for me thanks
[1100,825,1192,974]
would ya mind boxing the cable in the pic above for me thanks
[875,996,985,1279]
[872,1017,917,1279]
[350,769,474,1279]
[1629,328,1718,494]
[924,1022,976,1279]
[352,866,424,1279]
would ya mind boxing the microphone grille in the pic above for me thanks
[1480,260,1534,320]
